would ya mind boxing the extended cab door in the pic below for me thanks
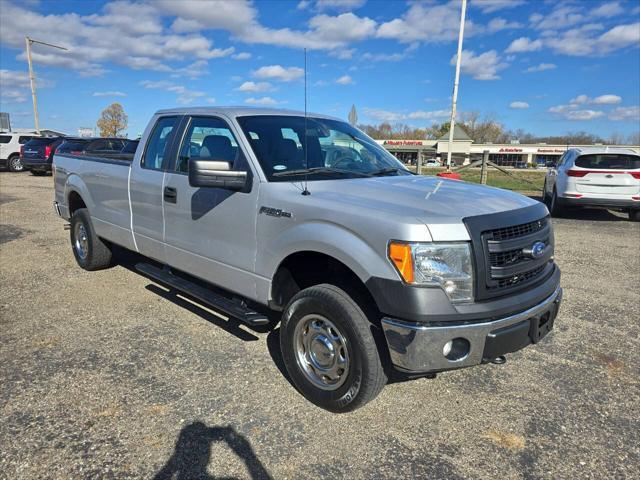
[162,115,260,300]
[129,115,182,263]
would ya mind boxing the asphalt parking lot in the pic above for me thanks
[1,172,639,479]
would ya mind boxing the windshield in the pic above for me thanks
[236,115,409,181]
[575,154,640,170]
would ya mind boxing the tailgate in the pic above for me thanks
[574,171,640,195]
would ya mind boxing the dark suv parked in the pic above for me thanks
[56,137,126,156]
[21,137,65,175]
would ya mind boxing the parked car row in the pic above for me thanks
[0,134,139,174]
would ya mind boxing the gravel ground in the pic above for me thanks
[1,172,639,479]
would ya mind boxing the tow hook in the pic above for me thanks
[491,355,507,365]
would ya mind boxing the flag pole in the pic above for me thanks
[446,0,467,171]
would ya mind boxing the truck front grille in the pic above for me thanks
[463,204,555,301]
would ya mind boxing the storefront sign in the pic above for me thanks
[537,148,565,153]
[498,147,523,153]
[383,140,426,146]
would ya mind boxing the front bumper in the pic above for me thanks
[381,285,562,373]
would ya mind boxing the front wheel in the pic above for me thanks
[548,188,565,217]
[70,208,113,270]
[629,210,640,222]
[280,284,387,413]
[7,155,24,172]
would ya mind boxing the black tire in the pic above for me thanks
[7,155,24,172]
[69,208,113,270]
[548,188,565,217]
[629,210,640,222]
[31,170,46,176]
[280,284,387,413]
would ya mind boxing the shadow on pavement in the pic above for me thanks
[154,422,271,480]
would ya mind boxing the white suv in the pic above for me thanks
[543,147,640,221]
[0,132,39,172]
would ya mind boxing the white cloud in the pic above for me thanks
[608,106,640,121]
[570,94,590,105]
[232,52,252,60]
[0,69,52,104]
[472,0,525,14]
[505,37,543,53]
[591,2,624,18]
[487,17,522,33]
[253,65,304,82]
[335,75,354,85]
[363,108,450,123]
[0,1,235,77]
[236,81,274,92]
[524,63,556,73]
[452,49,508,80]
[92,91,127,97]
[593,94,622,105]
[329,48,356,60]
[510,101,529,109]
[377,2,483,44]
[158,1,377,50]
[529,5,586,31]
[314,0,366,11]
[140,80,206,104]
[570,94,622,105]
[245,96,280,106]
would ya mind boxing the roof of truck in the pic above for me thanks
[154,106,342,121]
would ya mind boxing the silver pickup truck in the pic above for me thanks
[53,107,562,412]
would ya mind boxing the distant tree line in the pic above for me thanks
[359,111,640,145]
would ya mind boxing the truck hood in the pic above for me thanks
[303,175,540,240]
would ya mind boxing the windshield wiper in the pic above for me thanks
[369,167,414,176]
[272,167,372,178]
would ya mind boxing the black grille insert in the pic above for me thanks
[489,218,547,241]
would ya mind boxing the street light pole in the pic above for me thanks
[446,0,467,171]
[24,36,68,134]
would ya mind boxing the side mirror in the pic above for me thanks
[188,158,248,190]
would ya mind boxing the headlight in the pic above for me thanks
[388,242,474,303]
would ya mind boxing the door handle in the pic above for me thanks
[164,186,177,203]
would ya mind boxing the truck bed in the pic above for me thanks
[53,152,135,250]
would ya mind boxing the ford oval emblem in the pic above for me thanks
[531,241,546,258]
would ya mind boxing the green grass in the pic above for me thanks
[413,167,546,192]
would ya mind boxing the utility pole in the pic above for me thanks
[446,0,467,172]
[25,36,68,134]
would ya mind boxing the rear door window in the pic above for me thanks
[18,136,33,144]
[58,140,90,153]
[575,154,640,170]
[142,116,179,171]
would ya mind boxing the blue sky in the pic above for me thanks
[0,0,639,139]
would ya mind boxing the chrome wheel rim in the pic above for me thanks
[10,157,23,171]
[74,223,89,260]
[294,314,350,391]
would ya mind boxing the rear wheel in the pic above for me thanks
[70,208,113,270]
[7,155,24,172]
[31,170,46,176]
[280,284,387,413]
[629,210,640,222]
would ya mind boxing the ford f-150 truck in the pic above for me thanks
[53,107,562,412]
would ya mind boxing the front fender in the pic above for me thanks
[258,220,399,288]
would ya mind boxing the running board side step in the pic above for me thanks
[135,262,270,327]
